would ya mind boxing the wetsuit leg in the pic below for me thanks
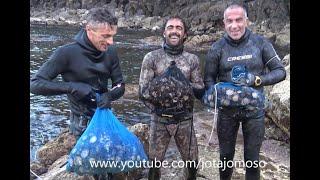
[242,110,265,180]
[217,109,240,180]
[69,112,91,138]
[148,118,172,180]
[174,118,198,180]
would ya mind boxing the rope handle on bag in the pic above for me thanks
[30,169,43,180]
[207,83,220,145]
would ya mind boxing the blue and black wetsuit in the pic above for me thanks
[204,28,286,180]
[30,29,125,137]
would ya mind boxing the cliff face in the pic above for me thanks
[30,0,290,33]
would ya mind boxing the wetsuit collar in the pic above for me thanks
[224,28,251,47]
[74,28,105,62]
[163,42,184,56]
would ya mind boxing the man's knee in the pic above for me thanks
[220,150,236,161]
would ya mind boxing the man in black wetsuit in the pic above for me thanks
[30,8,124,180]
[204,4,286,180]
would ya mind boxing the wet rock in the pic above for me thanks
[249,0,290,33]
[119,15,165,30]
[40,155,94,180]
[117,17,130,28]
[186,31,224,50]
[59,16,66,21]
[152,25,160,31]
[126,123,154,179]
[40,155,139,180]
[265,117,289,142]
[185,34,215,47]
[261,161,278,171]
[128,123,150,154]
[140,16,162,30]
[274,24,290,58]
[47,154,68,171]
[275,24,290,48]
[37,129,76,166]
[139,36,163,46]
[260,161,290,180]
[46,19,58,25]
[265,64,290,138]
[30,161,48,179]
[260,152,275,163]
[123,84,139,99]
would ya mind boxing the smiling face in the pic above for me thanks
[163,18,186,47]
[223,6,248,40]
[86,23,118,52]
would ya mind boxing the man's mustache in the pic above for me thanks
[168,33,180,38]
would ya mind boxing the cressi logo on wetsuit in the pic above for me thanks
[227,54,253,62]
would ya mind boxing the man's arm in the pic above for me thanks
[30,47,71,95]
[190,55,205,100]
[138,52,155,102]
[204,44,220,89]
[259,40,286,86]
[107,47,125,101]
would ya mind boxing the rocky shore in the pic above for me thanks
[30,0,290,56]
[30,111,290,180]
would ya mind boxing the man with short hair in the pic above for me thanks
[204,4,286,180]
[139,16,205,180]
[30,8,125,180]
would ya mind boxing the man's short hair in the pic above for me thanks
[86,8,118,27]
[223,3,248,20]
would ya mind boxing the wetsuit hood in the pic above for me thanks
[163,42,184,56]
[74,28,105,62]
[224,28,251,47]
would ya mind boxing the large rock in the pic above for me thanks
[265,62,290,138]
[274,24,290,58]
[265,117,289,142]
[39,155,95,180]
[123,84,139,99]
[140,16,164,30]
[128,123,150,154]
[185,31,224,50]
[249,0,290,33]
[139,36,162,46]
[36,129,77,166]
[30,161,48,179]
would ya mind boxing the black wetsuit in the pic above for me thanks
[204,28,286,180]
[30,29,125,137]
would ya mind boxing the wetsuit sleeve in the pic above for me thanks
[190,55,205,99]
[260,40,286,86]
[107,48,125,101]
[30,47,71,95]
[204,44,220,89]
[138,52,155,102]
